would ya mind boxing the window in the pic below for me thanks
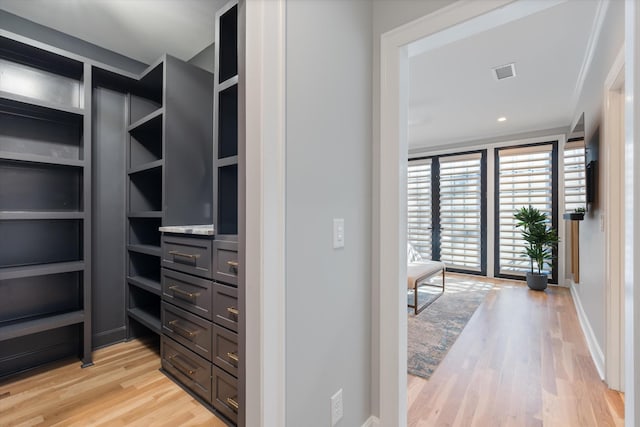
[496,143,556,279]
[407,159,432,260]
[564,140,586,212]
[439,153,483,272]
[408,152,486,274]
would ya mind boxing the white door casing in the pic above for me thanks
[604,47,625,392]
[377,1,516,424]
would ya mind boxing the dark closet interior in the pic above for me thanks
[0,1,243,425]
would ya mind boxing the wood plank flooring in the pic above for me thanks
[408,275,625,427]
[0,338,227,427]
[0,275,625,426]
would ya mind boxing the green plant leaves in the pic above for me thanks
[514,205,559,274]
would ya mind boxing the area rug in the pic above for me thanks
[407,276,493,379]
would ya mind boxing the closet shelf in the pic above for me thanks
[0,90,84,118]
[0,151,84,168]
[217,75,238,92]
[127,244,162,257]
[216,155,238,167]
[127,107,163,133]
[0,261,84,281]
[128,211,164,218]
[127,307,161,335]
[0,310,84,342]
[128,275,161,296]
[0,211,84,220]
[127,159,163,175]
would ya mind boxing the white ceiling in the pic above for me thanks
[408,0,602,150]
[0,0,228,64]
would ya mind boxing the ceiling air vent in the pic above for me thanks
[493,63,516,81]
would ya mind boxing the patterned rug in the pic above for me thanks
[407,276,493,379]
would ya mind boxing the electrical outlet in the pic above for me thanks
[330,388,343,426]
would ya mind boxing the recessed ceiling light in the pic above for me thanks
[497,117,507,122]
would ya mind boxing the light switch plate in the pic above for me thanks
[333,218,345,249]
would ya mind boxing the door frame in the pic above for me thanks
[376,1,516,424]
[604,47,625,391]
[244,0,287,425]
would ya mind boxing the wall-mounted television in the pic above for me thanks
[586,160,597,204]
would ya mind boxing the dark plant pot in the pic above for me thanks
[562,212,585,221]
[526,272,548,291]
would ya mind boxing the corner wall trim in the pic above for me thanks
[362,416,381,427]
[570,282,605,379]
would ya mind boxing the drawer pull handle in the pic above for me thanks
[169,320,198,338]
[169,250,200,260]
[227,260,239,269]
[226,306,239,316]
[169,354,197,377]
[227,352,239,363]
[226,396,239,411]
[169,286,200,301]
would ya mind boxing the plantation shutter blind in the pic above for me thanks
[439,153,482,271]
[407,159,432,260]
[564,140,586,212]
[498,144,553,276]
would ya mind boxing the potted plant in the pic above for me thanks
[514,206,559,291]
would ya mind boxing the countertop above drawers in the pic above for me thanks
[158,224,215,235]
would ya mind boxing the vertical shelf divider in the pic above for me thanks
[81,62,93,367]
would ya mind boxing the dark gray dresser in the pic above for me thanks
[159,226,239,425]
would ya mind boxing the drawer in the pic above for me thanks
[212,283,238,332]
[162,302,213,361]
[162,235,213,278]
[162,268,213,320]
[213,324,238,377]
[213,240,238,286]
[162,336,212,403]
[212,365,239,424]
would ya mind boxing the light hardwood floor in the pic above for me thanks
[0,338,227,427]
[0,276,624,426]
[408,275,625,427]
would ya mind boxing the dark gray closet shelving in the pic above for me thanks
[212,1,243,424]
[214,2,239,239]
[125,56,214,341]
[125,60,164,337]
[0,35,92,376]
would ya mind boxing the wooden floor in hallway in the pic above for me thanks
[0,338,228,427]
[407,275,625,427]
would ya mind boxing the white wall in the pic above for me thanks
[285,1,373,425]
[570,0,624,359]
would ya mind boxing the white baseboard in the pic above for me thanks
[569,282,605,379]
[362,416,380,427]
